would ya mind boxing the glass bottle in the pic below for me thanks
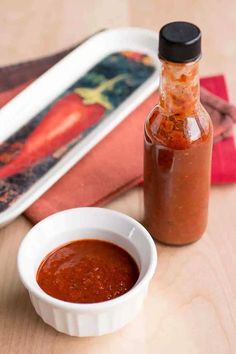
[144,22,213,245]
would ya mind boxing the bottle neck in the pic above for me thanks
[159,59,200,116]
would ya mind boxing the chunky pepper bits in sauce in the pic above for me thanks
[37,239,139,303]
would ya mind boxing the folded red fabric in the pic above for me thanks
[201,75,236,183]
[0,75,235,223]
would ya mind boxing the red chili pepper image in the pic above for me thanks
[0,75,126,178]
[121,51,153,66]
[122,51,144,61]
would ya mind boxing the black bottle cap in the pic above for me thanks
[158,21,201,63]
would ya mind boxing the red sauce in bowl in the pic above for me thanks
[36,239,139,304]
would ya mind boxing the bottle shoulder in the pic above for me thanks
[145,104,213,149]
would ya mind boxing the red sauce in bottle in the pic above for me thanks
[37,239,139,303]
[144,51,213,245]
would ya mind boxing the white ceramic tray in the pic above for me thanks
[0,27,160,226]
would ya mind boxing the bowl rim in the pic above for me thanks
[17,207,157,311]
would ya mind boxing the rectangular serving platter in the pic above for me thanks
[0,27,160,226]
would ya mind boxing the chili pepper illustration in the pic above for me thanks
[122,51,144,61]
[122,51,153,66]
[0,75,126,178]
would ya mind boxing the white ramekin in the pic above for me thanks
[17,207,157,337]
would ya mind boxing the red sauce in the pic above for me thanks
[36,239,139,303]
[144,60,213,245]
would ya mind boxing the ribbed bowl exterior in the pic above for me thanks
[29,286,147,336]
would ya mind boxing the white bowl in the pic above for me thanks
[17,207,157,337]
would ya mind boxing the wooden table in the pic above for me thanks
[1,1,236,353]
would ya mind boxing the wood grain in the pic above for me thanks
[0,1,236,353]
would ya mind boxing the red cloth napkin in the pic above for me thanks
[202,76,236,183]
[0,75,235,223]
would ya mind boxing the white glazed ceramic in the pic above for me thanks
[0,27,160,227]
[17,207,157,337]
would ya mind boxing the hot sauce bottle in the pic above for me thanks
[144,22,213,245]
